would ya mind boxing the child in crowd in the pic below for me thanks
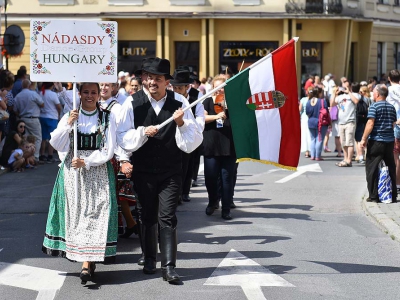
[23,136,37,168]
[8,143,26,172]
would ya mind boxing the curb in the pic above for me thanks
[0,168,8,177]
[362,192,400,243]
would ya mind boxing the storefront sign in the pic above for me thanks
[301,42,322,62]
[30,19,118,82]
[220,41,279,60]
[118,41,156,74]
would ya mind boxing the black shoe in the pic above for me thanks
[366,197,379,203]
[205,206,215,216]
[230,202,236,209]
[222,213,232,220]
[120,224,139,238]
[143,259,156,274]
[138,253,145,266]
[80,267,92,284]
[162,266,181,284]
[192,180,198,187]
[182,194,191,202]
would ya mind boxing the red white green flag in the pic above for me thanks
[224,38,300,170]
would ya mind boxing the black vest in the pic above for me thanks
[76,101,115,150]
[188,88,199,116]
[130,90,183,174]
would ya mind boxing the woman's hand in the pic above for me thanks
[71,157,85,169]
[216,112,226,120]
[67,109,79,126]
[120,162,133,178]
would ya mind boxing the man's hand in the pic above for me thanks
[360,139,366,149]
[120,162,133,178]
[145,125,158,137]
[173,108,184,127]
[71,157,85,169]
[216,112,226,120]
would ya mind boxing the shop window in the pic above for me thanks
[170,0,205,5]
[175,42,200,74]
[118,41,156,75]
[395,43,400,70]
[377,42,387,80]
[108,0,143,5]
[305,0,324,13]
[232,0,261,5]
[377,0,389,4]
[301,42,322,88]
[39,0,74,4]
[395,0,400,6]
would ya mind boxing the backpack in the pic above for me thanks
[318,99,331,141]
[356,96,368,124]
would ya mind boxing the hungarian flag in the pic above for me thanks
[224,38,300,170]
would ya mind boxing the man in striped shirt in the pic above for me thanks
[360,84,397,203]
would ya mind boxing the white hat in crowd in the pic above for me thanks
[118,71,125,78]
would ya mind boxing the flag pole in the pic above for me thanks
[156,37,299,131]
[73,82,78,204]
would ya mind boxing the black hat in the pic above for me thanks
[134,57,155,77]
[170,70,194,86]
[177,65,198,80]
[143,57,173,79]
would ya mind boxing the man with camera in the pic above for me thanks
[330,81,361,167]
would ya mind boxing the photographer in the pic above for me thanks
[330,81,361,167]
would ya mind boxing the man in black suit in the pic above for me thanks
[117,58,202,284]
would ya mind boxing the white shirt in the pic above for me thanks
[185,91,205,132]
[40,89,60,119]
[99,97,130,161]
[117,90,203,154]
[50,108,117,170]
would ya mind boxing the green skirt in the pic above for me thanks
[42,150,118,263]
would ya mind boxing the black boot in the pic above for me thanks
[143,224,158,274]
[160,227,181,284]
[137,221,145,266]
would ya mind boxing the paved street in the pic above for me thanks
[1,150,400,300]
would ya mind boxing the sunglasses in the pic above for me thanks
[19,125,25,128]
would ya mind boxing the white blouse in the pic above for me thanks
[50,108,117,170]
[117,90,203,154]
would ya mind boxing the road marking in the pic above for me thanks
[204,249,294,300]
[0,249,3,253]
[199,163,204,174]
[275,163,322,183]
[0,262,66,300]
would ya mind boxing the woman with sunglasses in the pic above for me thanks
[0,120,26,168]
[42,82,118,285]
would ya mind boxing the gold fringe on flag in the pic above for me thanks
[236,158,298,171]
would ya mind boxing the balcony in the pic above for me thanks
[285,0,343,14]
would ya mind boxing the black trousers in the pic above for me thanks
[192,147,201,181]
[204,156,236,213]
[365,140,397,200]
[133,171,182,229]
[181,152,194,195]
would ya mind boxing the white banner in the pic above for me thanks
[30,19,118,82]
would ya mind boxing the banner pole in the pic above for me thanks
[73,82,78,203]
[157,82,226,130]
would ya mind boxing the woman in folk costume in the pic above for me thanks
[42,82,118,285]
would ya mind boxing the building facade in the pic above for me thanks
[2,0,400,88]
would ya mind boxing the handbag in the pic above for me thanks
[0,109,9,124]
[329,105,338,121]
[378,160,392,204]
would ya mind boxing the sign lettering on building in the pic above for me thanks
[302,48,319,58]
[122,47,148,56]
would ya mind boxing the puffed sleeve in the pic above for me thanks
[175,93,203,153]
[81,113,117,170]
[49,113,73,152]
[116,97,148,152]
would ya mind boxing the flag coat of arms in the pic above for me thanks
[224,38,300,170]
